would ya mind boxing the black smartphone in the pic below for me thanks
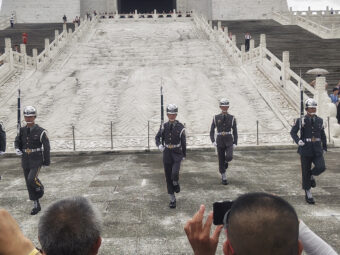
[213,200,233,225]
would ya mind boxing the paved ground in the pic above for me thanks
[0,148,339,254]
[218,19,340,93]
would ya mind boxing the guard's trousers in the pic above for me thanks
[217,145,233,174]
[300,155,326,190]
[163,160,181,195]
[23,167,44,201]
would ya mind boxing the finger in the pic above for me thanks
[191,205,205,233]
[184,220,191,236]
[203,211,214,235]
[212,225,223,243]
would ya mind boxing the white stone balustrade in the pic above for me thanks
[272,7,340,39]
[0,15,97,83]
[100,10,192,22]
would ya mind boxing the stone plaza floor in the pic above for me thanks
[0,148,339,254]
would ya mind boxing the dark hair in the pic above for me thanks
[228,192,299,255]
[38,197,102,255]
[333,87,339,92]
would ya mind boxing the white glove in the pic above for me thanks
[0,151,5,155]
[233,144,237,149]
[298,140,305,146]
[212,142,217,147]
[182,157,186,160]
[15,148,23,155]
[158,145,165,152]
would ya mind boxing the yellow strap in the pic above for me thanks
[27,248,41,255]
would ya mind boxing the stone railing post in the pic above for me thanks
[260,34,266,64]
[45,38,50,57]
[32,48,38,69]
[241,45,246,63]
[8,48,14,70]
[224,26,229,38]
[172,9,177,20]
[282,51,290,88]
[20,43,27,69]
[153,9,157,20]
[75,22,79,30]
[331,24,336,36]
[63,23,67,33]
[217,21,221,30]
[208,20,212,28]
[5,38,11,54]
[314,76,338,140]
[55,30,59,46]
[232,35,236,46]
[68,28,73,39]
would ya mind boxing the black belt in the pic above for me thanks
[305,138,321,142]
[24,148,42,154]
[165,144,181,149]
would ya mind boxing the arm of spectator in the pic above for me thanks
[0,209,40,255]
[299,220,338,255]
[184,205,223,255]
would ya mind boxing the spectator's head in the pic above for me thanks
[223,193,302,255]
[38,197,102,255]
[333,87,339,95]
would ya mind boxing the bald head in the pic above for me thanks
[227,193,299,255]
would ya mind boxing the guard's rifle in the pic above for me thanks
[299,70,304,140]
[17,88,21,136]
[160,84,164,145]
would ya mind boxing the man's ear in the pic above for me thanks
[91,236,102,255]
[298,240,303,255]
[223,240,234,255]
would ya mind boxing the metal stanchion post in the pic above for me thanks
[256,120,259,145]
[147,121,150,151]
[327,116,331,143]
[72,126,76,151]
[111,121,113,150]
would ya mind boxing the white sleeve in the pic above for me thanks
[299,220,338,255]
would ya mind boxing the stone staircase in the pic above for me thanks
[219,19,340,94]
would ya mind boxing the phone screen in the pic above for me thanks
[213,200,233,225]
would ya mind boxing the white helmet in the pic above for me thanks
[23,106,37,117]
[305,98,317,109]
[166,104,178,115]
[219,98,229,107]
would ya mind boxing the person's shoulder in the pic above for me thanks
[316,116,324,122]
[176,121,185,128]
[35,125,46,132]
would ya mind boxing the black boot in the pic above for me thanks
[169,200,176,209]
[31,200,41,215]
[173,183,180,193]
[305,190,315,205]
[222,179,228,185]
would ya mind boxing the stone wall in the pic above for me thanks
[178,0,212,19]
[81,0,117,17]
[0,0,81,23]
[212,0,288,20]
